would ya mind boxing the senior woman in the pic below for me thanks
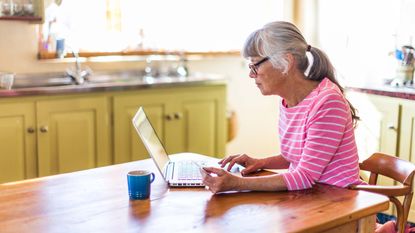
[202,21,364,193]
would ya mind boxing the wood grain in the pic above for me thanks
[0,155,389,233]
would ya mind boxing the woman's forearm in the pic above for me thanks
[260,155,290,170]
[236,174,288,191]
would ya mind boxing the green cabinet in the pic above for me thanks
[0,83,227,183]
[0,96,111,182]
[36,96,111,176]
[399,100,415,163]
[113,85,226,163]
[0,102,37,183]
[347,92,400,159]
[347,91,415,218]
[399,100,415,221]
[348,92,400,215]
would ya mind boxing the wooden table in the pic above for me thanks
[0,154,389,233]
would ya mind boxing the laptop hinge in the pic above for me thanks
[165,162,174,181]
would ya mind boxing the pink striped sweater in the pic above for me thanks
[279,78,364,190]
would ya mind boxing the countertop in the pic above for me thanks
[0,72,227,98]
[345,83,415,100]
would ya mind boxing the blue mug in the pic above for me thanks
[127,170,155,200]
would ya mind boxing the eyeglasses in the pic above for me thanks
[248,57,269,75]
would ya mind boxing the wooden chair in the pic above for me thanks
[350,153,415,233]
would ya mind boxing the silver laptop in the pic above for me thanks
[132,107,221,187]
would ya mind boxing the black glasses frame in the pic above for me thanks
[248,57,269,75]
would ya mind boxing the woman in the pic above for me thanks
[202,21,364,193]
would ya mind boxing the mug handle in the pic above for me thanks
[150,172,155,183]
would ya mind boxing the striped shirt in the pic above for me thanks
[279,78,364,190]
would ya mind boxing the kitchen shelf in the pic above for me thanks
[0,0,45,23]
[0,16,42,22]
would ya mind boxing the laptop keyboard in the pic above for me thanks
[176,161,203,180]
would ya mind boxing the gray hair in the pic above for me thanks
[242,21,359,124]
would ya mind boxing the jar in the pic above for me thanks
[396,64,414,84]
[1,0,13,16]
[22,0,33,16]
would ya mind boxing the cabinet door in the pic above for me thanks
[113,85,226,163]
[0,102,36,183]
[401,100,415,222]
[36,96,111,176]
[400,100,415,162]
[347,92,400,159]
[113,92,167,163]
[372,95,400,156]
[166,86,226,157]
[347,92,400,215]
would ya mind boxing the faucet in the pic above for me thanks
[176,55,188,78]
[66,51,91,85]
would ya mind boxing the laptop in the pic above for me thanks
[132,107,241,187]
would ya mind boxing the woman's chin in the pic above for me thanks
[258,88,268,95]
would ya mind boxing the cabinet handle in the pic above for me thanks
[40,126,49,133]
[27,127,35,134]
[165,114,173,121]
[174,112,182,120]
[388,125,397,131]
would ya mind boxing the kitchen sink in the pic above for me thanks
[11,70,188,89]
[13,73,75,89]
[12,71,143,89]
[86,70,144,83]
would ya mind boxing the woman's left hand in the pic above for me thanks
[202,167,242,194]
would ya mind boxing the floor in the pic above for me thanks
[377,213,415,227]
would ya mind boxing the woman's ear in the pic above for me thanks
[285,53,296,73]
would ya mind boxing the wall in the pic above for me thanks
[314,0,415,86]
[191,57,281,158]
[0,20,281,158]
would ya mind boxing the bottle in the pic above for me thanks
[1,0,13,16]
[23,0,34,16]
[56,38,65,58]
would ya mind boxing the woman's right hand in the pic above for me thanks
[219,154,265,176]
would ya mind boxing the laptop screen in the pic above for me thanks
[132,107,170,178]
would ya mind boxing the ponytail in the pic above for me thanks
[304,47,360,125]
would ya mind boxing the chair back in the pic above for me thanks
[350,153,415,233]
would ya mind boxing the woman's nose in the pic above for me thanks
[249,71,256,79]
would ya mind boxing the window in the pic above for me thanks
[41,0,284,56]
[316,0,412,85]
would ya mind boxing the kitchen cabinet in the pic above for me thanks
[347,92,400,159]
[0,102,36,183]
[113,85,226,163]
[0,82,226,183]
[399,100,415,221]
[347,91,415,218]
[348,92,399,215]
[36,96,111,176]
[0,95,111,182]
[399,100,415,164]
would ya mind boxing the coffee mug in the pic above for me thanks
[127,170,155,200]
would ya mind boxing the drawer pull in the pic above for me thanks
[27,127,35,134]
[165,114,173,121]
[174,112,182,119]
[388,125,397,131]
[40,126,49,133]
